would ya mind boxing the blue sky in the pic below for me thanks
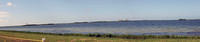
[0,0,200,26]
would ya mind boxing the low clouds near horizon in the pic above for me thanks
[0,2,13,23]
[0,11,9,18]
[0,11,9,23]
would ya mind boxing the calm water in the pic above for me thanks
[1,20,200,35]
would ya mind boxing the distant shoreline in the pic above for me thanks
[1,19,200,27]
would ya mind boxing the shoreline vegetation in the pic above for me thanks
[0,30,200,42]
[1,30,200,39]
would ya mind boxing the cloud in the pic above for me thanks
[0,11,9,18]
[0,11,9,23]
[7,2,13,6]
[0,19,7,22]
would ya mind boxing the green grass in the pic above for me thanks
[0,30,200,42]
[0,30,134,42]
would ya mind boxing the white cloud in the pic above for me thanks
[0,11,9,23]
[7,2,13,6]
[0,19,7,22]
[0,11,9,18]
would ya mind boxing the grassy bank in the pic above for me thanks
[0,30,200,42]
[0,30,134,42]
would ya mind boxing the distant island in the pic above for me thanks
[19,19,200,26]
[178,19,187,21]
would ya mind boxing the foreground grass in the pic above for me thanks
[0,30,134,42]
[0,31,200,42]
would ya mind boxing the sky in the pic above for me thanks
[0,0,200,26]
